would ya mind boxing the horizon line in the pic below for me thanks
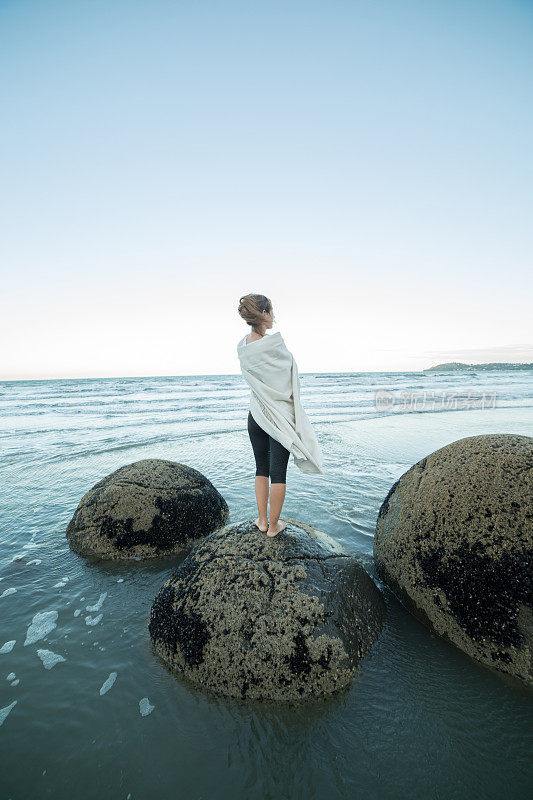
[2,362,533,382]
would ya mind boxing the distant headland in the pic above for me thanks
[424,361,533,372]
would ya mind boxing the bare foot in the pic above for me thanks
[254,517,268,533]
[266,520,287,538]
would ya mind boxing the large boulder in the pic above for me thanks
[66,459,229,560]
[149,518,386,701]
[374,433,533,686]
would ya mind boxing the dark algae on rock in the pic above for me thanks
[373,433,533,687]
[149,518,386,701]
[66,459,229,561]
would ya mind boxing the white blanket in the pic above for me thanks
[237,331,324,474]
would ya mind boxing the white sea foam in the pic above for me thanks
[86,592,108,612]
[24,610,59,646]
[0,641,16,654]
[117,578,124,582]
[139,697,155,716]
[27,559,42,565]
[37,649,66,669]
[1,587,17,598]
[85,614,103,626]
[99,671,117,695]
[73,609,81,617]
[0,700,17,726]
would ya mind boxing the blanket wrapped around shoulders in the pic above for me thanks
[237,331,324,474]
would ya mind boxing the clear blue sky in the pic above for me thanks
[1,0,532,378]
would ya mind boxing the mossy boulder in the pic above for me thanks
[374,433,533,687]
[66,459,229,560]
[149,518,385,701]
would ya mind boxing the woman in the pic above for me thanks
[237,293,324,538]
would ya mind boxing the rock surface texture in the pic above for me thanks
[66,459,229,560]
[374,433,533,687]
[149,518,386,701]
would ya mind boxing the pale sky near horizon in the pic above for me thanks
[1,0,532,379]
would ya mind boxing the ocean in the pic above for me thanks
[1,369,532,799]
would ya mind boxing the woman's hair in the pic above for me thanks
[237,293,273,328]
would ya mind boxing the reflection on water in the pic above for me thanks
[1,372,532,799]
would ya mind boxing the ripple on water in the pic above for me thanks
[99,671,117,695]
[0,700,17,726]
[24,610,58,646]
[139,697,155,716]
[85,613,103,626]
[86,592,108,612]
[37,649,66,669]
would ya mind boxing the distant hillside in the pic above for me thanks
[425,362,533,372]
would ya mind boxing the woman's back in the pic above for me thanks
[237,332,269,349]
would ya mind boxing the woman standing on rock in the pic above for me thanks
[237,293,324,538]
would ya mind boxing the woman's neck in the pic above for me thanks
[249,326,267,339]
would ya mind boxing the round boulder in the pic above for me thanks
[66,459,229,560]
[374,433,533,686]
[149,518,385,701]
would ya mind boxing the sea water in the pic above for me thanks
[1,370,532,799]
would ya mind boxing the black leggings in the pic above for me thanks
[247,410,290,484]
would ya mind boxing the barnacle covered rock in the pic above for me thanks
[373,434,533,687]
[149,518,385,701]
[66,459,228,560]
